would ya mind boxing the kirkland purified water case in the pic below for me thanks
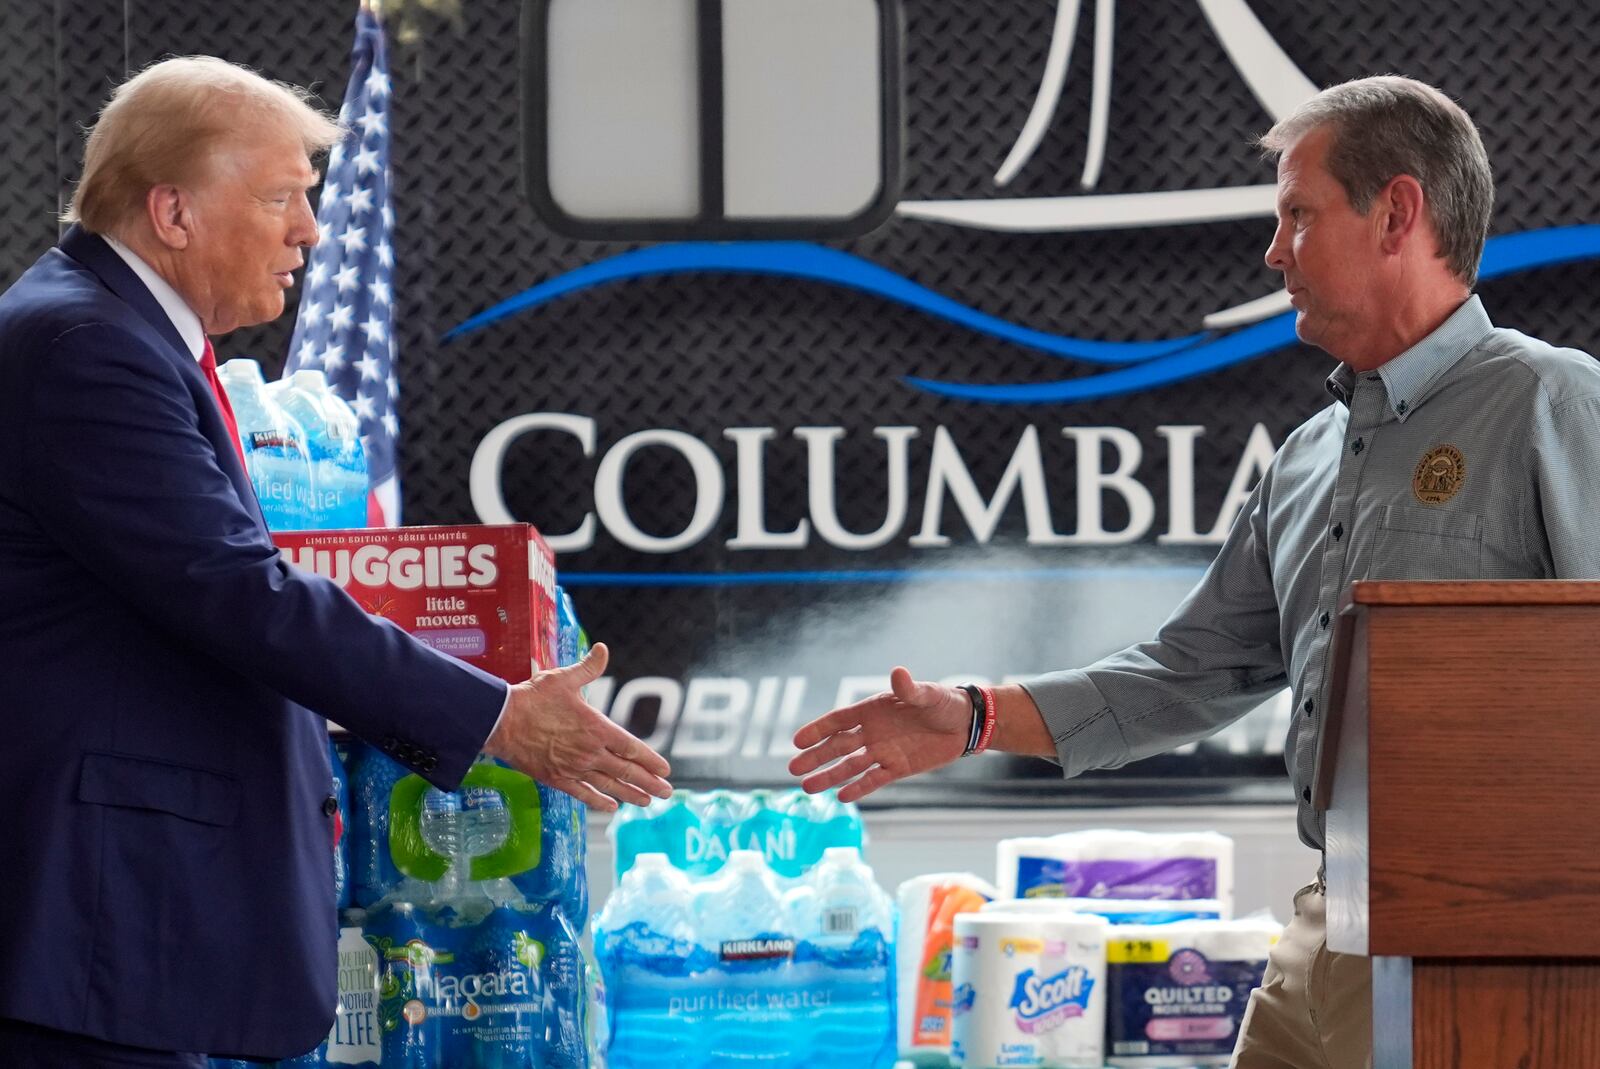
[274,523,560,681]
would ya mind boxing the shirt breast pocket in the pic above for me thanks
[1369,504,1484,580]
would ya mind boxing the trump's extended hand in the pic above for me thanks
[486,642,672,812]
[787,667,971,802]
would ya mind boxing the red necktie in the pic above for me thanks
[200,338,248,470]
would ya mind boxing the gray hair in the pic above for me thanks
[1259,76,1493,288]
[64,56,345,236]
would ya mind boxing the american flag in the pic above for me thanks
[286,6,400,526]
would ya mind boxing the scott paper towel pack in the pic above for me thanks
[1103,918,1280,1067]
[950,912,1109,1069]
[981,897,1227,924]
[996,831,1234,910]
[897,872,999,1065]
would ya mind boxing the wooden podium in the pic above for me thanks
[1314,581,1600,1068]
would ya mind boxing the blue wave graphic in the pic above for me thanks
[446,226,1600,404]
[444,242,1205,364]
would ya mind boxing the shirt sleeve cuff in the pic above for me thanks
[486,681,513,745]
[1021,669,1131,778]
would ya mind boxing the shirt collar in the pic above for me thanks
[1322,295,1494,418]
[104,237,207,362]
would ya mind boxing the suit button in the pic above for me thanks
[322,794,339,817]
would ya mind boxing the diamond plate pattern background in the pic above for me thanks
[10,0,1600,794]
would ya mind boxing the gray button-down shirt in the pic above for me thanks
[1026,295,1600,848]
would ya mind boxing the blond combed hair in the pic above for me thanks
[64,56,346,236]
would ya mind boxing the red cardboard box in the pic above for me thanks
[274,523,558,683]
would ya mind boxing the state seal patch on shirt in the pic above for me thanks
[1413,444,1466,504]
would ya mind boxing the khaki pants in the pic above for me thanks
[1231,881,1372,1069]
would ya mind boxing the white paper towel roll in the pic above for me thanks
[950,912,1109,1069]
[996,830,1234,913]
[981,898,1227,923]
[1102,918,1281,1068]
[896,872,998,1065]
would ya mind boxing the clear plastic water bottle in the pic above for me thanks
[695,851,801,1069]
[266,377,326,529]
[440,904,567,1069]
[299,370,370,529]
[419,785,516,917]
[556,586,581,668]
[609,792,690,880]
[595,853,700,1069]
[687,790,760,876]
[217,358,311,530]
[805,847,896,1066]
[773,789,865,874]
[737,788,797,876]
[581,937,610,1069]
[364,901,445,1069]
[269,372,324,529]
[346,740,407,908]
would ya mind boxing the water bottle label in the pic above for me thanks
[718,938,795,962]
[326,926,382,1065]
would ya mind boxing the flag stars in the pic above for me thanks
[337,224,368,254]
[376,242,393,269]
[353,393,377,420]
[364,68,391,99]
[358,352,383,381]
[347,186,375,216]
[356,108,387,139]
[329,303,356,332]
[334,264,362,293]
[297,338,319,365]
[307,261,331,290]
[368,278,391,306]
[359,314,387,346]
[323,343,348,372]
[353,145,381,176]
[382,411,399,439]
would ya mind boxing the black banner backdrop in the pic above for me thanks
[8,1,1599,805]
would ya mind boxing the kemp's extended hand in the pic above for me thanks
[486,642,672,811]
[787,666,971,802]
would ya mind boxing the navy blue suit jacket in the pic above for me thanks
[0,227,507,1058]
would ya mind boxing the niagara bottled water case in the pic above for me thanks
[297,753,593,1069]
